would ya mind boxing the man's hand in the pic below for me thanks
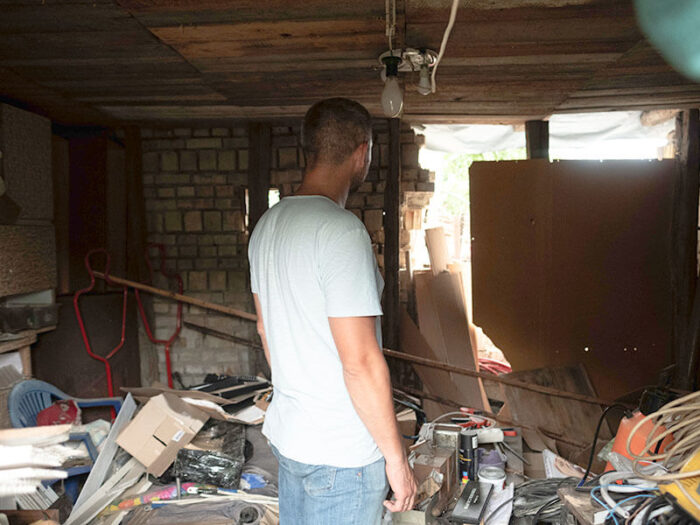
[383,457,417,513]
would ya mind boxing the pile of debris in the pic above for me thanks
[0,374,278,524]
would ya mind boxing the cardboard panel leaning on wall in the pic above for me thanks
[470,159,674,400]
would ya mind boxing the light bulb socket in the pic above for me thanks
[382,56,401,78]
[417,65,431,95]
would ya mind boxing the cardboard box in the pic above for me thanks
[116,393,208,476]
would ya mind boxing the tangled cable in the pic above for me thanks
[484,477,579,523]
[625,390,700,516]
[627,390,700,482]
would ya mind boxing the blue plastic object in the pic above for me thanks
[8,379,122,428]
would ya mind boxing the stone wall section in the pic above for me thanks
[140,121,432,387]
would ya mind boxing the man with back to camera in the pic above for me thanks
[248,98,417,524]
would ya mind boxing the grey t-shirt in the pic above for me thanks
[249,195,384,467]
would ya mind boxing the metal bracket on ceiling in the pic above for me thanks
[378,48,439,73]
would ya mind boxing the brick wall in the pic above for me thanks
[139,121,432,387]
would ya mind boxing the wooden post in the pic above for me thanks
[525,120,549,159]
[672,109,700,389]
[248,122,272,233]
[52,135,71,295]
[124,127,148,284]
[383,118,401,351]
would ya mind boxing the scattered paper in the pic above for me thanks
[484,482,514,525]
[232,405,266,425]
[0,425,71,447]
[542,449,587,479]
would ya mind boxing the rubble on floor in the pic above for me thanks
[0,375,277,524]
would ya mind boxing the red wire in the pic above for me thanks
[73,249,128,419]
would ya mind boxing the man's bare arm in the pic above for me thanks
[328,316,416,513]
[253,294,271,367]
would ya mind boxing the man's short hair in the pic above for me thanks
[301,98,372,168]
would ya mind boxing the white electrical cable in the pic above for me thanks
[626,390,700,481]
[597,472,657,520]
[630,505,673,525]
[385,0,396,51]
[431,0,460,94]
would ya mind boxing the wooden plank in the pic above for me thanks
[672,109,700,390]
[399,311,460,417]
[68,136,109,293]
[384,118,401,351]
[151,19,384,45]
[0,31,174,61]
[124,127,149,285]
[92,271,257,322]
[0,4,131,33]
[0,226,56,297]
[500,365,610,464]
[247,123,271,234]
[385,350,620,407]
[0,335,36,355]
[106,141,127,281]
[18,346,31,378]
[415,272,449,362]
[117,0,383,19]
[52,136,71,295]
[425,227,449,275]
[525,120,549,159]
[470,160,675,400]
[414,271,488,410]
[558,486,597,525]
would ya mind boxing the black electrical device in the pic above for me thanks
[449,481,493,524]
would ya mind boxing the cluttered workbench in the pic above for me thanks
[393,388,700,525]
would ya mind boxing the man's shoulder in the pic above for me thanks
[251,197,367,244]
[285,197,366,235]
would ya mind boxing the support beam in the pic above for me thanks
[52,136,70,295]
[124,127,148,285]
[248,122,271,234]
[672,109,700,389]
[383,118,401,351]
[525,120,549,159]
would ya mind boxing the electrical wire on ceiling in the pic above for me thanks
[431,0,460,93]
[385,0,396,52]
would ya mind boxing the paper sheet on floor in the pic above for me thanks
[484,482,513,525]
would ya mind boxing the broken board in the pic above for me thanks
[500,364,610,465]
[399,310,462,418]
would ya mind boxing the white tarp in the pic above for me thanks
[416,111,675,160]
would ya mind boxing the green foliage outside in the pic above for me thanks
[431,148,526,220]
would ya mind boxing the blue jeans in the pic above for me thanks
[271,445,389,525]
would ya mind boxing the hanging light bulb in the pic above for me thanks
[417,64,431,96]
[381,56,403,118]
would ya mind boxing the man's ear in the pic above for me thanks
[354,142,369,167]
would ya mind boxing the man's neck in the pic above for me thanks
[295,164,352,207]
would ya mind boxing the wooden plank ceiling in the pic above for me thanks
[0,0,698,125]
